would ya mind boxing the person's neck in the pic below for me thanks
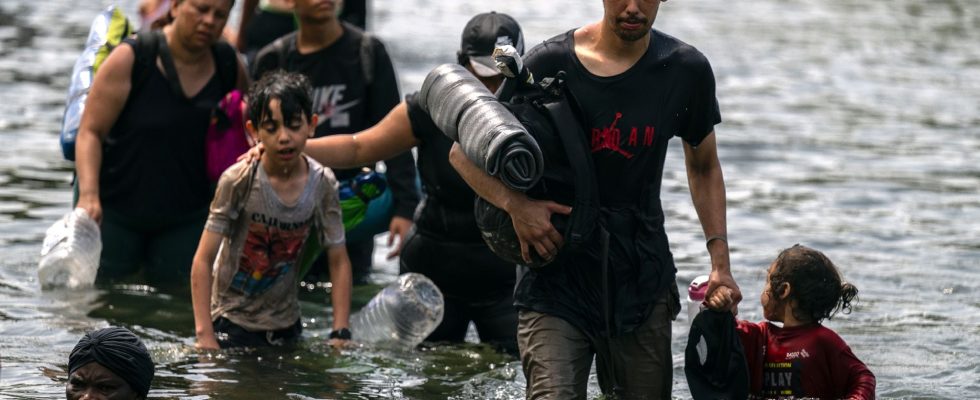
[779,304,812,328]
[297,19,344,54]
[594,21,650,61]
[163,25,210,64]
[261,155,306,180]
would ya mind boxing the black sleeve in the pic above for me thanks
[522,32,572,80]
[680,51,722,147]
[404,92,439,143]
[370,38,420,220]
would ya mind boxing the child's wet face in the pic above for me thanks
[761,262,781,322]
[253,98,314,166]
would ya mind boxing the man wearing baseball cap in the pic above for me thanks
[457,12,525,84]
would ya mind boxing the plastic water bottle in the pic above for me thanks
[38,208,102,289]
[350,273,444,349]
[687,275,710,322]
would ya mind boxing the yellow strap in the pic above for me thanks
[93,8,133,73]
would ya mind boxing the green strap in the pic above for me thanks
[295,229,322,282]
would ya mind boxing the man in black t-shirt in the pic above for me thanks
[449,0,743,397]
[251,0,419,285]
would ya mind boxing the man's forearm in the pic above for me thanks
[690,166,728,268]
[448,143,524,213]
[384,150,420,219]
[684,134,729,270]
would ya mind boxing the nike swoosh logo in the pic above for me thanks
[316,99,361,127]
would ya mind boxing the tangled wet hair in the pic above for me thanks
[768,244,859,323]
[246,70,314,127]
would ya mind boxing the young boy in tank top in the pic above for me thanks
[191,70,353,349]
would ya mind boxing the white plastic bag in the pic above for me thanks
[38,208,102,289]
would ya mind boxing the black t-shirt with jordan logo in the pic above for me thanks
[514,28,722,336]
[526,28,721,208]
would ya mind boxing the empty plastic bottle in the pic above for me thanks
[687,275,710,323]
[350,273,444,349]
[38,208,102,289]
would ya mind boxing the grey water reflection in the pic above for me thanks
[1,0,978,398]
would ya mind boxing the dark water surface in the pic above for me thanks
[1,0,978,398]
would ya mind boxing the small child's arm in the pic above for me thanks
[191,230,222,350]
[842,347,877,400]
[705,285,735,311]
[319,167,353,347]
[326,244,352,347]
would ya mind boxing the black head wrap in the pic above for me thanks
[68,327,155,397]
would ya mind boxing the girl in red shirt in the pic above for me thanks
[708,245,876,399]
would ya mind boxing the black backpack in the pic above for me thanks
[473,72,600,268]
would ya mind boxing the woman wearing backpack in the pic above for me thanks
[75,0,248,286]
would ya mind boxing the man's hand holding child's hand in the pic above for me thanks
[705,286,734,311]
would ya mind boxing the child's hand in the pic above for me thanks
[195,334,220,350]
[328,338,352,349]
[704,286,734,311]
[238,143,264,163]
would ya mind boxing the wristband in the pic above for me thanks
[328,327,351,340]
[705,235,728,248]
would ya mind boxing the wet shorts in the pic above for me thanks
[517,286,678,399]
[213,317,302,348]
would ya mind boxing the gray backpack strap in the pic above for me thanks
[273,31,298,70]
[360,32,375,85]
[232,160,261,219]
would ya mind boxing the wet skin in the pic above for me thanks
[66,362,141,400]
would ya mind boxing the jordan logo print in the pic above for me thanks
[591,112,634,159]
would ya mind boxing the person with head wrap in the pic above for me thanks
[66,327,155,400]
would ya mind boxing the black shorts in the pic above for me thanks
[213,317,302,348]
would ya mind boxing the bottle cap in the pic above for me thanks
[688,275,710,302]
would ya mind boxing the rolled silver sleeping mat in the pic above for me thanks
[418,63,543,192]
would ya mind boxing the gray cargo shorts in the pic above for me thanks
[517,285,680,400]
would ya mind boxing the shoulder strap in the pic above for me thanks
[359,31,375,85]
[538,73,599,246]
[155,36,188,98]
[272,31,298,71]
[212,40,239,94]
[130,30,161,95]
[232,160,261,218]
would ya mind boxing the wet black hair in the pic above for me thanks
[768,244,859,323]
[246,69,314,127]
